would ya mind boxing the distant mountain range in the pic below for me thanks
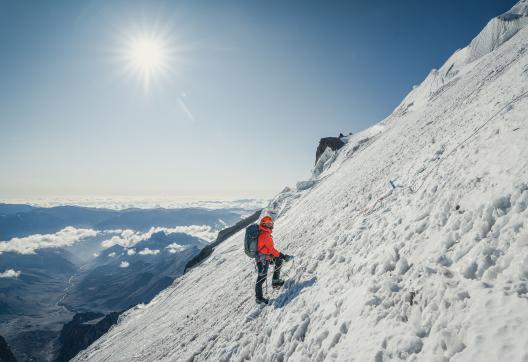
[0,203,259,362]
[62,231,207,313]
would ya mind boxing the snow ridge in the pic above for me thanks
[468,0,528,62]
[398,0,528,112]
[74,3,528,361]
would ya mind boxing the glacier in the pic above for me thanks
[74,2,528,361]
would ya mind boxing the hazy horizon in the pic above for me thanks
[0,195,268,210]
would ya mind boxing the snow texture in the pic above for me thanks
[75,3,528,362]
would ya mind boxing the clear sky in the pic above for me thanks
[0,0,518,202]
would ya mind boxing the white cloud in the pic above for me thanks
[100,225,217,249]
[138,248,160,256]
[127,249,136,256]
[108,252,116,257]
[0,227,99,254]
[158,225,217,243]
[101,229,144,249]
[0,269,21,278]
[120,261,130,268]
[166,243,186,254]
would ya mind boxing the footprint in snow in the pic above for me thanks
[245,306,263,322]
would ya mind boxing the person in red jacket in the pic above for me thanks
[255,216,292,305]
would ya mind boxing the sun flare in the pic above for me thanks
[122,33,172,92]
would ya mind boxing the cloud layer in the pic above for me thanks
[101,225,217,249]
[0,227,99,254]
[0,224,217,255]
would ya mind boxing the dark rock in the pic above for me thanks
[184,209,262,273]
[0,335,17,362]
[56,311,122,362]
[315,136,346,164]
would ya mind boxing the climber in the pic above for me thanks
[255,216,293,305]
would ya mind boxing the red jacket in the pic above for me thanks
[257,225,280,258]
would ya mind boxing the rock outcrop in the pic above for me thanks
[0,335,17,362]
[315,135,346,164]
[56,311,122,362]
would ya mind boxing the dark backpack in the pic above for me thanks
[244,223,260,258]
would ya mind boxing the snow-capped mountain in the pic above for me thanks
[74,2,528,361]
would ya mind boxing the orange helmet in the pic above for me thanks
[260,216,273,226]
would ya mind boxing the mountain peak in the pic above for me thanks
[467,0,528,62]
[500,0,528,20]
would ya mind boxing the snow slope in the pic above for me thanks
[75,3,528,361]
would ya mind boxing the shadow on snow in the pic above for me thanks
[274,277,317,309]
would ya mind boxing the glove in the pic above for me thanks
[279,253,293,262]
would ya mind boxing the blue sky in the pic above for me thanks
[0,0,518,201]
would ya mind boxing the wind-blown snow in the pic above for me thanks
[74,3,528,362]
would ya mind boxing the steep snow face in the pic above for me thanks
[399,0,528,111]
[468,0,528,62]
[75,5,528,362]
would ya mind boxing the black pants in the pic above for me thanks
[255,257,283,299]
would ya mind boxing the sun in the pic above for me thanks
[129,37,166,72]
[115,22,186,93]
[122,33,172,92]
